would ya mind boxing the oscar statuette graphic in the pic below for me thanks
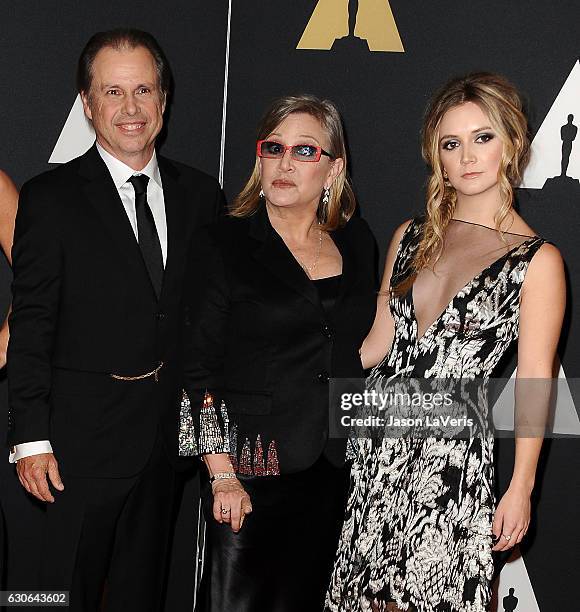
[297,0,404,52]
[491,552,540,612]
[560,114,577,177]
[503,587,518,611]
[521,59,580,192]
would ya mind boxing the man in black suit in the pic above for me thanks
[7,29,224,611]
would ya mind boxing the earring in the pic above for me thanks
[322,187,330,205]
[442,169,451,187]
[259,188,265,199]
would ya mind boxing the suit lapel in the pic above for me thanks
[157,157,188,307]
[79,146,157,299]
[249,206,322,311]
[329,223,356,312]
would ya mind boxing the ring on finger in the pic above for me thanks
[502,533,512,542]
[221,507,231,515]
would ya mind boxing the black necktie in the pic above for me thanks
[128,174,164,298]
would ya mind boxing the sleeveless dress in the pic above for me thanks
[325,218,546,612]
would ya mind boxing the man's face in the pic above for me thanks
[81,45,165,169]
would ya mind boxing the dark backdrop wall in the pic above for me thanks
[1,1,578,609]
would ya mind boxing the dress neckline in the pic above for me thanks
[450,218,537,239]
[311,274,342,282]
[411,235,541,342]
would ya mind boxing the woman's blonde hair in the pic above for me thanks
[230,94,356,231]
[396,72,530,294]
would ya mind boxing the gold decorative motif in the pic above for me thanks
[110,361,164,382]
[297,0,404,53]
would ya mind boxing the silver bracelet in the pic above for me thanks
[210,472,237,484]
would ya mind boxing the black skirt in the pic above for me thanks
[196,455,350,612]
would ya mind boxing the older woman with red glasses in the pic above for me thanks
[180,94,377,611]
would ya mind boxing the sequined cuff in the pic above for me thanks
[179,391,198,456]
[178,390,231,457]
[234,434,280,476]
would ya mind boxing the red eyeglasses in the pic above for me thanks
[257,140,332,162]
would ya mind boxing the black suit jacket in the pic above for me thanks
[7,145,224,477]
[183,205,377,474]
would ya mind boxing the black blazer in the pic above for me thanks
[183,205,377,474]
[7,145,224,477]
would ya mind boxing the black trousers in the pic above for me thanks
[196,455,350,612]
[38,432,176,612]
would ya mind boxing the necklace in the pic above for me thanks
[295,226,323,276]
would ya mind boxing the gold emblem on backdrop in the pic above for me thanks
[297,0,404,52]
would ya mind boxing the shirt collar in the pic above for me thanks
[95,142,162,190]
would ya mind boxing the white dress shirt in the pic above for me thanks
[9,143,168,463]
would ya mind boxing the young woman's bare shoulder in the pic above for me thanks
[524,242,565,287]
[0,171,18,211]
[390,218,413,245]
[0,170,17,193]
[506,212,537,237]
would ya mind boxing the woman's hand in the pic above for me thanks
[491,484,531,552]
[212,478,252,533]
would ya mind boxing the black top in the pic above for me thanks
[183,206,377,474]
[312,274,342,314]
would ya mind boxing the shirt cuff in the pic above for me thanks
[9,441,53,463]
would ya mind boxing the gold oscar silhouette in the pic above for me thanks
[297,0,404,52]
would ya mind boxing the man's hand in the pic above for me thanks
[16,453,64,503]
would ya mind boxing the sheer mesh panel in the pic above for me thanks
[412,219,535,339]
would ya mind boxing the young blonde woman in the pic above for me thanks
[326,73,565,611]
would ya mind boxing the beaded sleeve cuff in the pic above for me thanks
[178,390,231,457]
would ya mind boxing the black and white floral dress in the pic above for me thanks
[325,218,546,612]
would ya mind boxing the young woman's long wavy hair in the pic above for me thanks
[395,73,530,295]
[230,94,356,231]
